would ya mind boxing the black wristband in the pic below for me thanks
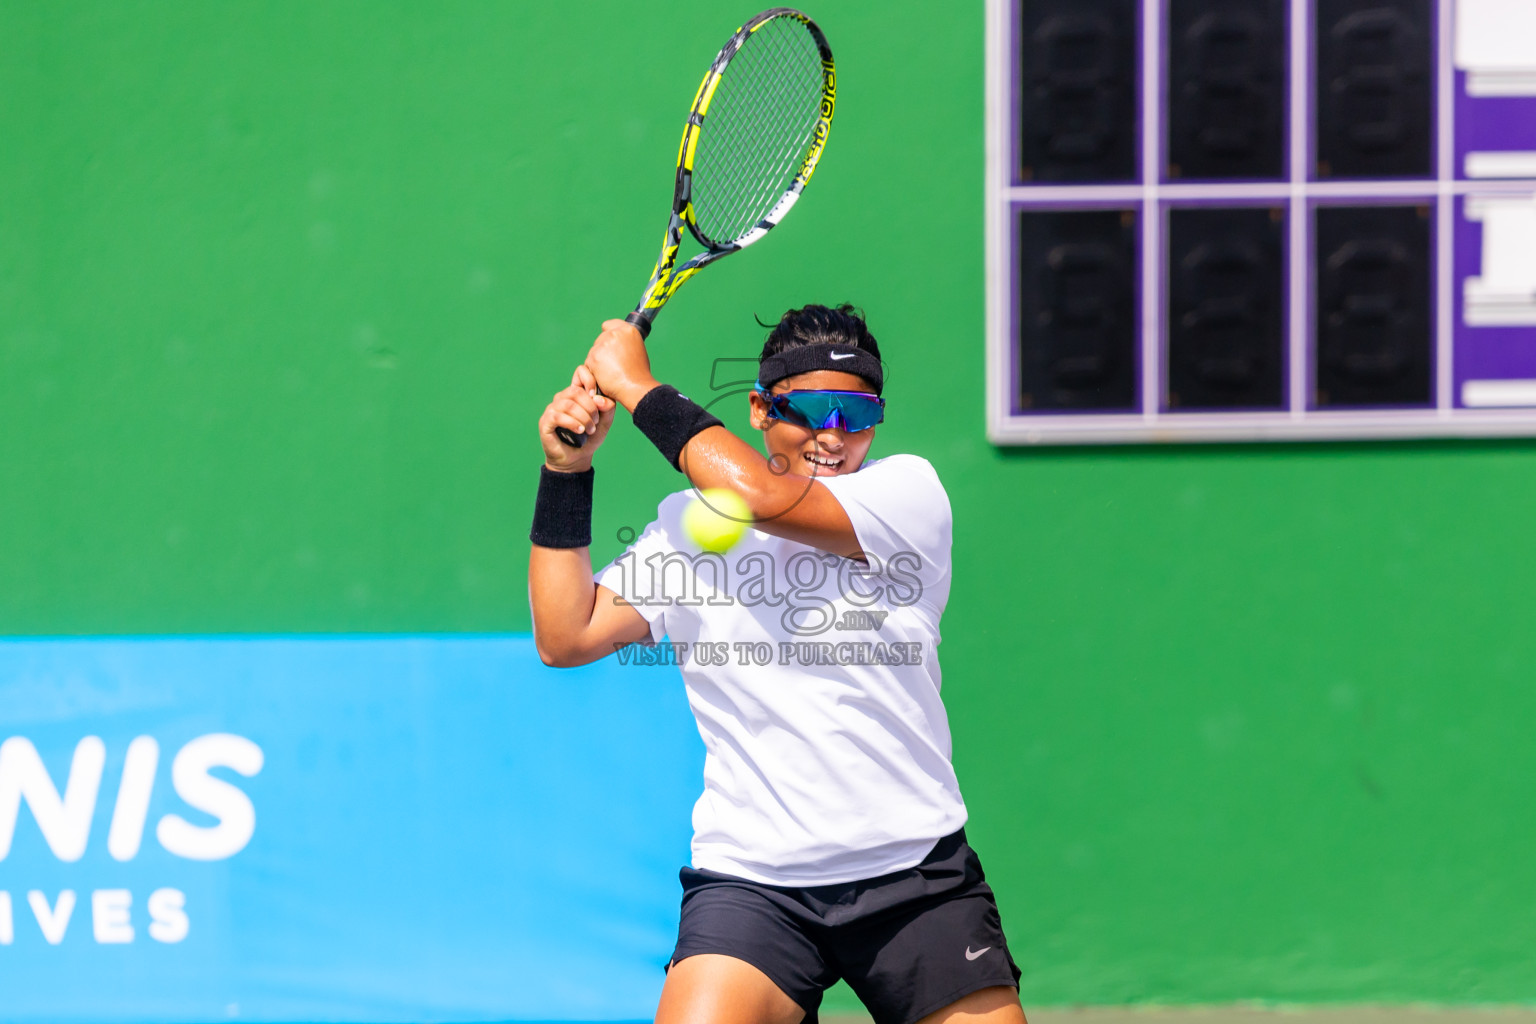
[632,385,724,471]
[530,466,594,548]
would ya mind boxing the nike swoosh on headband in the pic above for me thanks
[829,351,856,360]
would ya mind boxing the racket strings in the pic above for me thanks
[691,16,827,245]
[694,29,808,239]
[712,25,823,232]
[700,68,819,241]
[727,30,824,224]
[721,25,821,212]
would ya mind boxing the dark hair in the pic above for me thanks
[758,303,882,363]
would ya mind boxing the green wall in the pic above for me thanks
[4,0,1535,1008]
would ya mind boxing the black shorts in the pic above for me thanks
[670,829,1021,1024]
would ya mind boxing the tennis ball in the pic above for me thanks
[683,488,752,553]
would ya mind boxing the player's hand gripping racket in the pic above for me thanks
[556,7,836,448]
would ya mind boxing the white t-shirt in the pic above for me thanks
[594,453,967,886]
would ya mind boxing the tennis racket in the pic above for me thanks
[557,7,836,448]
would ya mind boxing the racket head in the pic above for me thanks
[684,9,835,249]
[631,8,836,331]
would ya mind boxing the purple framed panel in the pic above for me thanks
[1307,194,1440,410]
[1306,0,1442,183]
[1158,0,1296,185]
[1009,201,1147,417]
[1010,0,1145,188]
[1157,198,1293,412]
[987,0,1536,444]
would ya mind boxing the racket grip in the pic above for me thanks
[556,314,647,447]
[624,311,653,339]
[556,382,610,449]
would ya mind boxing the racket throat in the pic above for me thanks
[624,311,653,340]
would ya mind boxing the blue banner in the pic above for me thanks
[0,637,701,1022]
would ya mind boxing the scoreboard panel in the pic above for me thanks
[986,0,1536,443]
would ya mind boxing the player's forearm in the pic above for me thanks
[613,378,858,552]
[608,381,783,505]
[527,459,605,667]
[680,425,864,559]
[678,426,799,515]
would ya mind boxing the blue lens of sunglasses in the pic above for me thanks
[757,387,885,432]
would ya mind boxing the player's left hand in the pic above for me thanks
[539,364,617,472]
[584,319,660,411]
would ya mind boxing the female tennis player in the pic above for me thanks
[528,304,1025,1024]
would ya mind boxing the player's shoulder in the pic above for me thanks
[855,453,948,496]
[863,452,940,478]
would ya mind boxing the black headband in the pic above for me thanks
[756,344,884,395]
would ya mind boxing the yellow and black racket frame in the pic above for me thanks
[625,7,836,341]
[557,8,834,449]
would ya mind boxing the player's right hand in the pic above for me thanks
[540,365,616,472]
